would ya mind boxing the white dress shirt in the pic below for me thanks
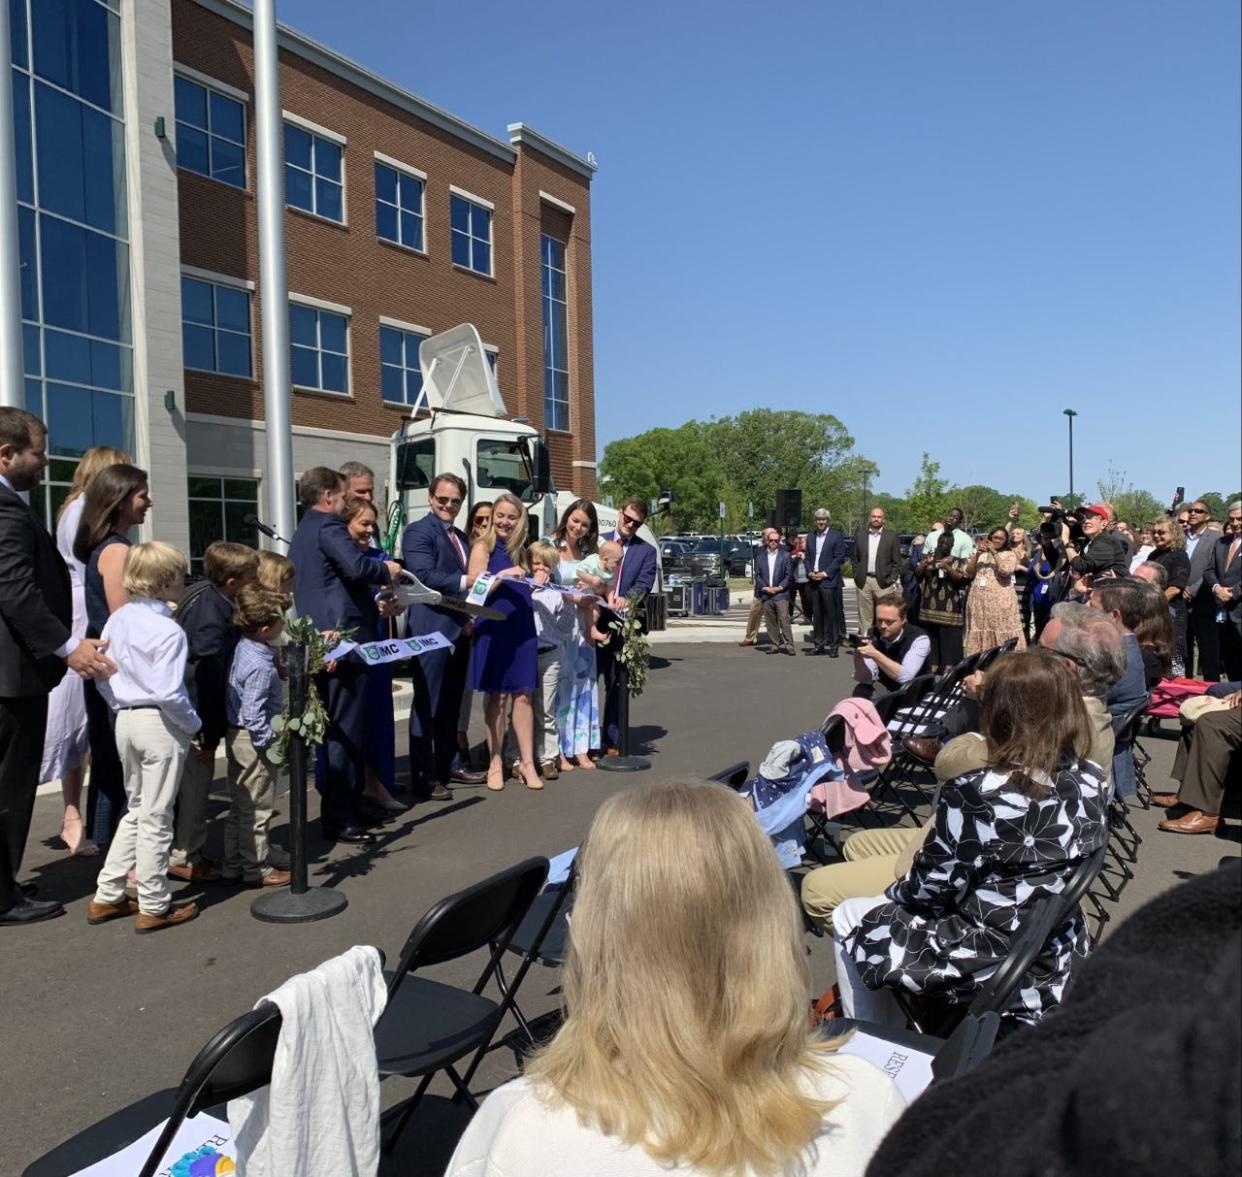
[766,548,778,586]
[97,598,201,735]
[867,530,881,575]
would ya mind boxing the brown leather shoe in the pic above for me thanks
[738,638,755,647]
[86,898,139,925]
[903,735,942,766]
[135,902,199,933]
[540,760,560,780]
[167,861,221,882]
[1158,810,1221,835]
[604,746,621,757]
[1151,792,1181,808]
[250,869,291,888]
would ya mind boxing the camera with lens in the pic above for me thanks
[1038,501,1083,545]
[845,632,866,649]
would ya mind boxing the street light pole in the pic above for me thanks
[1063,409,1078,499]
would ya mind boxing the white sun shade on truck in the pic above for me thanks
[418,323,507,418]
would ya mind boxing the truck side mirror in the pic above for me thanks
[530,438,554,496]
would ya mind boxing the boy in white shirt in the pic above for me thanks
[87,543,201,933]
[529,542,577,780]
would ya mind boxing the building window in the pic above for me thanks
[284,122,343,222]
[15,0,135,531]
[375,162,423,251]
[187,476,260,573]
[380,324,426,406]
[181,277,251,377]
[450,193,491,275]
[174,75,245,188]
[289,303,349,393]
[541,235,569,431]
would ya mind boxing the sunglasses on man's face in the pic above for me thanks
[433,495,463,507]
[1188,508,1208,514]
[620,513,643,528]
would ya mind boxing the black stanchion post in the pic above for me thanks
[597,660,650,773]
[252,638,349,923]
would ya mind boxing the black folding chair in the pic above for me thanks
[898,843,1107,1035]
[865,674,942,820]
[376,856,549,1154]
[24,1002,282,1177]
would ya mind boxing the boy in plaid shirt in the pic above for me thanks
[223,585,291,887]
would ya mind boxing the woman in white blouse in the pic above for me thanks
[446,777,904,1177]
[38,445,130,856]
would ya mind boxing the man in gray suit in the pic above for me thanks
[1183,498,1222,681]
[1204,501,1242,682]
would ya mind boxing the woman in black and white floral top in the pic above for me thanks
[832,649,1108,1028]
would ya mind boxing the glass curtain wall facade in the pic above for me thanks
[10,0,134,527]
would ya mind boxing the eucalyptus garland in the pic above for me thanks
[267,613,356,765]
[607,592,651,696]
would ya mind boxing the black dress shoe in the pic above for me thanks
[422,784,453,801]
[0,896,65,925]
[450,769,487,785]
[827,647,840,658]
[321,822,376,845]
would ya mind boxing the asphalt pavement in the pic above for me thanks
[10,632,1239,1175]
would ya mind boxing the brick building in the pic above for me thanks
[13,0,597,566]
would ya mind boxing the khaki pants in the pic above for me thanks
[224,727,277,881]
[763,598,794,651]
[94,709,190,916]
[800,825,923,930]
[857,576,886,632]
[535,649,561,765]
[743,596,763,642]
[169,742,214,867]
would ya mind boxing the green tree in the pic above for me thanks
[905,453,951,533]
[1112,489,1166,527]
[599,423,726,532]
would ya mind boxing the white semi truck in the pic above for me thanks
[384,324,665,624]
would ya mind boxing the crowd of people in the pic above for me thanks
[0,407,656,929]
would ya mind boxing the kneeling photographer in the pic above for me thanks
[851,595,932,697]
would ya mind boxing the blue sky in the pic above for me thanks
[287,0,1241,502]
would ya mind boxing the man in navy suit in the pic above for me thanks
[289,467,399,844]
[598,496,658,754]
[755,527,796,655]
[0,409,114,925]
[402,472,486,799]
[1204,501,1242,681]
[806,508,850,656]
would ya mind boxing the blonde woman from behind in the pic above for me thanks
[445,777,905,1177]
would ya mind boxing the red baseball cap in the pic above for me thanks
[1078,503,1110,520]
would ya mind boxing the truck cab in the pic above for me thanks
[387,324,664,619]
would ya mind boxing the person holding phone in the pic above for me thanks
[851,596,931,696]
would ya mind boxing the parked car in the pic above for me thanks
[660,540,693,572]
[688,537,753,578]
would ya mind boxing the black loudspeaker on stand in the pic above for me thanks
[251,639,349,923]
[776,488,802,529]
[597,660,650,773]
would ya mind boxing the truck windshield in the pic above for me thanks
[477,438,537,502]
[396,438,435,489]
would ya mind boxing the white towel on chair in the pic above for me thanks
[229,945,387,1177]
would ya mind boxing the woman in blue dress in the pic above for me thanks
[467,492,540,791]
[340,498,404,813]
[73,463,152,847]
[549,499,602,770]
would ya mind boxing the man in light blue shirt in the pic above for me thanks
[922,506,974,561]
